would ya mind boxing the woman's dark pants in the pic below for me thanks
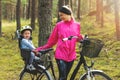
[56,59,74,80]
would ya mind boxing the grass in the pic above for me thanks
[0,17,120,80]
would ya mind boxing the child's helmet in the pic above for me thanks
[20,26,32,34]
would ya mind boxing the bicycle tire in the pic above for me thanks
[19,69,52,80]
[80,70,112,80]
[37,70,52,80]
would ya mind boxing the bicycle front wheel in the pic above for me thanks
[80,70,112,80]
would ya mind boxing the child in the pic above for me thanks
[20,26,38,70]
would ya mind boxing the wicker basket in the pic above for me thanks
[81,38,104,58]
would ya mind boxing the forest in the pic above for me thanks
[0,0,120,80]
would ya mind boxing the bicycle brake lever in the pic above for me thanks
[68,36,73,40]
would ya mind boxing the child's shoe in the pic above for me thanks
[26,64,36,71]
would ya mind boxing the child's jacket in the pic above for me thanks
[21,38,35,50]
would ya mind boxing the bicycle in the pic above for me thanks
[37,35,111,80]
[58,35,112,80]
[17,27,112,80]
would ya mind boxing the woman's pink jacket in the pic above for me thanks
[36,19,83,62]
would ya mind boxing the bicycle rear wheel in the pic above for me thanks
[80,71,112,80]
[19,69,37,80]
[19,69,52,80]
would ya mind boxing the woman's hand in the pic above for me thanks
[32,50,39,55]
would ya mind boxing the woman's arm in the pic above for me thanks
[77,23,83,41]
[36,25,59,51]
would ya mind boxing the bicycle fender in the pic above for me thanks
[79,70,103,79]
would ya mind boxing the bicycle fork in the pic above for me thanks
[84,61,95,80]
[86,68,95,80]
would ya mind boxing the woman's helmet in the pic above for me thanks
[20,26,32,34]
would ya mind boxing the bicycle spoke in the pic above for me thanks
[20,72,37,80]
[37,73,49,80]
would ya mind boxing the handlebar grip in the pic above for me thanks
[62,36,78,41]
[62,38,69,41]
[62,36,73,41]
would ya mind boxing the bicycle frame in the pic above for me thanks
[41,35,111,80]
[70,52,87,80]
[48,50,93,80]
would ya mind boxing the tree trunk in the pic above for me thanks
[22,4,27,19]
[65,0,69,5]
[105,0,112,13]
[57,0,65,22]
[114,0,120,40]
[38,0,53,46]
[0,0,1,37]
[70,0,73,10]
[89,0,92,12]
[73,0,78,17]
[77,0,81,19]
[101,0,104,27]
[96,0,101,22]
[16,0,21,30]
[31,0,36,30]
[26,0,31,19]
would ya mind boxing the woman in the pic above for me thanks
[36,5,83,80]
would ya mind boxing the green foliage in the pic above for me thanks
[0,20,36,80]
[0,16,120,79]
[80,17,95,34]
[79,16,120,80]
[52,0,58,18]
[52,18,57,26]
[2,0,28,5]
[2,0,16,4]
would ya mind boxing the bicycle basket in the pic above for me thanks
[81,38,104,58]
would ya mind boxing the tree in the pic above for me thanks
[0,0,1,37]
[89,0,92,12]
[26,0,31,19]
[77,0,81,19]
[105,0,112,13]
[70,0,73,10]
[38,0,53,46]
[16,0,21,30]
[96,0,104,27]
[2,0,15,21]
[96,0,101,22]
[31,0,36,30]
[100,0,104,27]
[65,0,69,5]
[114,0,120,40]
[72,0,78,17]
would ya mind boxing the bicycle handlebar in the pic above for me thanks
[39,48,53,54]
[62,35,94,68]
[62,36,78,41]
[62,35,88,43]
